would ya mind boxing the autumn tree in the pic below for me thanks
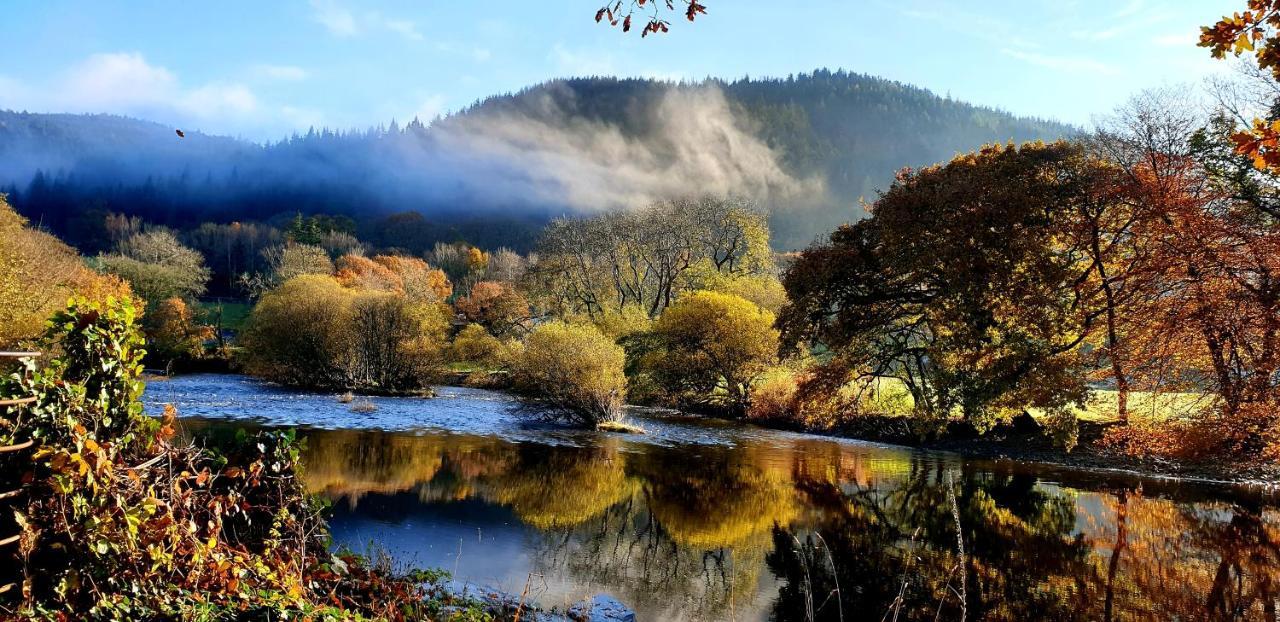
[240,275,354,388]
[1201,2,1280,171]
[270,243,334,282]
[512,321,628,426]
[455,281,530,337]
[649,290,779,415]
[346,290,450,390]
[530,197,772,319]
[96,229,210,308]
[335,254,402,292]
[241,243,334,297]
[427,242,488,295]
[1101,91,1280,457]
[449,323,511,368]
[374,255,452,302]
[0,195,131,348]
[779,143,1105,435]
[484,248,529,283]
[146,297,214,371]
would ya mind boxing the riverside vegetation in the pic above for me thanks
[0,296,502,619]
[6,80,1280,471]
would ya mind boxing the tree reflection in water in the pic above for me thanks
[281,426,1280,621]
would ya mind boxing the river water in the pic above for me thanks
[144,374,1280,621]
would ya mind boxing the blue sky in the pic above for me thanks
[0,0,1238,141]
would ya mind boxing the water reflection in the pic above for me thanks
[272,426,1280,621]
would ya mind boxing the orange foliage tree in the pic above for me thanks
[455,280,530,337]
[1091,92,1280,458]
[779,142,1107,436]
[334,254,452,302]
[374,255,453,302]
[147,297,215,369]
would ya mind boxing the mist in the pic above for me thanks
[403,85,824,212]
[1,71,1071,251]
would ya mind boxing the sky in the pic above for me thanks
[0,0,1241,142]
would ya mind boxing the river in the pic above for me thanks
[144,374,1280,621]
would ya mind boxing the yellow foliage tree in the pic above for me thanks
[0,195,131,348]
[147,297,214,369]
[651,290,779,415]
[513,320,628,426]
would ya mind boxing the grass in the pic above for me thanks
[597,420,646,434]
[822,373,1210,426]
[199,301,252,333]
[1051,389,1209,425]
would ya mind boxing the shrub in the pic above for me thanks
[242,275,450,391]
[1101,400,1280,462]
[513,321,627,426]
[241,274,353,388]
[746,371,799,423]
[650,291,779,415]
[450,323,510,368]
[0,296,480,619]
[335,253,401,291]
[374,255,452,302]
[0,196,132,349]
[347,291,450,390]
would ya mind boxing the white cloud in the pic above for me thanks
[0,52,325,140]
[252,64,310,81]
[1000,48,1120,76]
[59,53,259,120]
[309,0,358,37]
[309,0,423,42]
[181,83,259,118]
[59,52,181,111]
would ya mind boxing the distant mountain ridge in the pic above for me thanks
[0,69,1076,251]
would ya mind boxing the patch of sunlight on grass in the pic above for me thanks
[833,376,1211,425]
[1059,390,1210,425]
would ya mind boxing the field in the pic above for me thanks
[199,301,252,333]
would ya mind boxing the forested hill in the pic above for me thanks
[0,69,1074,252]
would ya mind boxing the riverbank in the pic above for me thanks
[147,372,1280,620]
[757,413,1280,490]
[162,369,1280,489]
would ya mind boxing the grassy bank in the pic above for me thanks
[755,383,1278,486]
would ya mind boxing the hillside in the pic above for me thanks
[0,69,1075,252]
